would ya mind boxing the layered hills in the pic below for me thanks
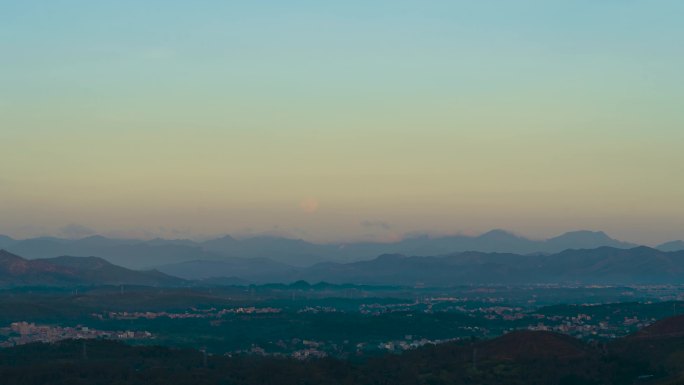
[0,250,183,287]
[1,229,674,270]
[289,247,684,285]
[3,245,684,286]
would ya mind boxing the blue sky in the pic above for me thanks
[2,1,684,243]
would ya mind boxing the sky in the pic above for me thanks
[1,1,684,244]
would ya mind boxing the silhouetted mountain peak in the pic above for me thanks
[78,235,109,241]
[629,245,660,253]
[0,251,184,287]
[0,249,25,264]
[478,229,521,240]
[658,240,684,252]
[0,230,672,273]
[375,253,405,261]
[44,255,114,270]
[291,246,684,286]
[201,235,238,248]
[552,230,610,241]
[0,235,15,247]
[545,230,636,252]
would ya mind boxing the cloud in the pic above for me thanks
[102,228,161,240]
[232,225,308,240]
[360,220,391,231]
[59,223,96,239]
[156,226,194,238]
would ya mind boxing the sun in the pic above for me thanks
[299,198,320,214]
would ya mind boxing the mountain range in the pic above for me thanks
[4,245,684,287]
[1,229,681,270]
[0,250,183,287]
[281,246,684,286]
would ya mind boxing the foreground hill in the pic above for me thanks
[630,315,684,339]
[0,250,183,287]
[4,318,684,385]
[476,330,592,360]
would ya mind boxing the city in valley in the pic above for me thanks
[1,284,681,358]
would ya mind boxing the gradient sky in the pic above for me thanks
[2,1,684,244]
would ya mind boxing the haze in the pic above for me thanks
[2,1,684,244]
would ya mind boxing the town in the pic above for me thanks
[0,322,153,348]
[2,286,676,358]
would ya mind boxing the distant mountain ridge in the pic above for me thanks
[287,246,684,286]
[4,245,684,287]
[657,240,684,252]
[156,258,297,280]
[156,246,684,286]
[0,229,667,270]
[0,235,15,249]
[0,249,183,287]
